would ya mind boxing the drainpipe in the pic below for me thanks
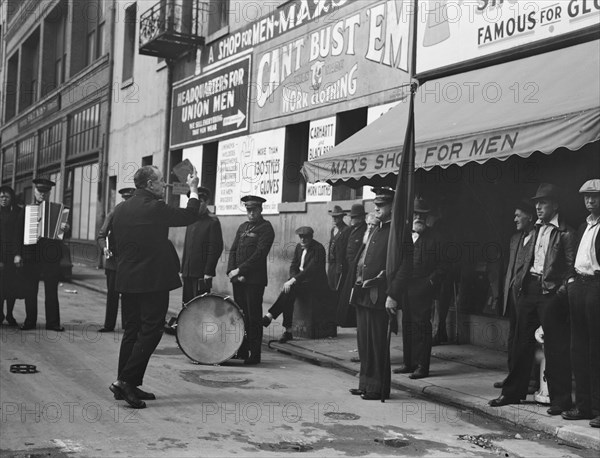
[163,58,174,204]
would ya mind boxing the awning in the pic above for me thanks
[302,40,600,184]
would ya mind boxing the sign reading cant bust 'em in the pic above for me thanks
[252,0,412,125]
[416,0,600,74]
[170,55,251,148]
[214,128,285,215]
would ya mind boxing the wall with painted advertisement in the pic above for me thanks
[250,0,413,131]
[215,128,285,215]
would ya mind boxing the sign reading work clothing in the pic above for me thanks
[171,55,251,148]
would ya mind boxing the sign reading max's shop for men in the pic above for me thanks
[417,0,600,75]
[170,55,251,148]
[252,0,412,125]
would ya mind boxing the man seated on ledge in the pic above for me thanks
[262,226,328,343]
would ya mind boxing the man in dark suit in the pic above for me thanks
[327,205,348,291]
[180,187,223,303]
[20,178,69,332]
[227,195,275,365]
[96,187,135,332]
[562,179,600,427]
[262,226,328,342]
[490,183,575,416]
[389,197,448,380]
[348,188,394,400]
[494,199,535,387]
[109,166,200,409]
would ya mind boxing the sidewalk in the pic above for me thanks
[70,264,599,451]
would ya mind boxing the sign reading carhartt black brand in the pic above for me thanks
[170,55,251,148]
[18,96,60,130]
[200,0,351,68]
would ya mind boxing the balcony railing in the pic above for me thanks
[139,0,208,58]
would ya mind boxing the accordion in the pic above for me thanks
[23,202,70,245]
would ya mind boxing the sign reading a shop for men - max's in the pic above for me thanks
[252,0,412,127]
[170,55,251,148]
[416,0,600,76]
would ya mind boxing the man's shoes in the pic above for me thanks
[392,365,415,374]
[98,327,114,333]
[489,395,520,407]
[349,388,364,396]
[244,358,261,365]
[561,408,594,420]
[164,319,176,336]
[547,406,565,416]
[262,315,272,327]
[350,357,360,363]
[45,326,65,332]
[20,323,36,331]
[590,416,600,428]
[110,381,146,409]
[5,317,17,327]
[114,386,156,401]
[493,379,506,389]
[409,367,429,379]
[361,392,382,400]
[278,331,293,343]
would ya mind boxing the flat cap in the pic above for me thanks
[531,183,560,201]
[241,195,266,208]
[118,187,136,197]
[329,205,347,216]
[579,179,600,194]
[372,187,395,205]
[295,226,314,236]
[33,178,56,192]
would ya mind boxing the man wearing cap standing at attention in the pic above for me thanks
[490,183,575,415]
[327,205,349,292]
[262,226,328,343]
[96,187,135,332]
[562,179,600,428]
[180,187,223,303]
[227,195,275,364]
[20,178,69,331]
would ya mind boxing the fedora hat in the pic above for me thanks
[531,183,560,201]
[413,197,431,213]
[329,205,347,217]
[349,203,366,218]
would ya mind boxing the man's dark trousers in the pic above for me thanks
[182,277,211,304]
[103,269,119,330]
[402,277,434,371]
[233,283,264,360]
[268,283,313,329]
[118,291,169,386]
[23,260,61,328]
[568,276,600,414]
[502,277,572,408]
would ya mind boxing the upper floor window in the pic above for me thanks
[208,0,228,37]
[122,3,137,82]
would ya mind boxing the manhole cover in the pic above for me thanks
[324,412,360,420]
[197,374,249,384]
[256,441,313,452]
[375,438,409,448]
[180,370,250,387]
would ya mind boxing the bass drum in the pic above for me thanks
[176,293,245,365]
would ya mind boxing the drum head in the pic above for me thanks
[176,294,245,365]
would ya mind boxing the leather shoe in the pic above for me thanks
[6,317,17,327]
[590,416,600,428]
[110,381,146,409]
[349,388,364,396]
[489,395,520,407]
[561,408,594,420]
[547,406,565,416]
[493,379,506,389]
[20,324,36,330]
[244,358,260,365]
[98,327,114,333]
[45,326,65,332]
[409,367,429,379]
[262,315,272,327]
[350,357,360,363]
[114,387,156,401]
[361,392,382,400]
[393,365,415,374]
[278,331,293,343]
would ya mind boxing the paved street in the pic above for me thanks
[0,284,597,457]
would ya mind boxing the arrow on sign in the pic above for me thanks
[223,110,246,128]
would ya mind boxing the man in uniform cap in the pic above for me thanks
[96,187,137,332]
[389,196,448,380]
[180,186,223,303]
[327,205,349,291]
[348,187,394,400]
[563,179,600,427]
[227,195,275,364]
[20,177,69,331]
[262,226,327,342]
[490,183,575,415]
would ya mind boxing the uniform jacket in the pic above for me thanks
[181,212,223,277]
[354,220,391,309]
[575,219,600,270]
[502,229,534,315]
[227,218,275,286]
[112,189,200,293]
[97,209,116,271]
[521,217,576,295]
[289,239,328,288]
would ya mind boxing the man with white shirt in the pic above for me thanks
[490,183,576,415]
[562,179,600,427]
[262,226,328,343]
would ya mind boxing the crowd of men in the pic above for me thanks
[0,166,598,427]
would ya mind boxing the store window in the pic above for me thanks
[2,145,15,184]
[122,3,137,82]
[282,122,308,203]
[68,163,99,241]
[68,103,101,158]
[15,136,36,178]
[333,107,367,200]
[39,122,63,168]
